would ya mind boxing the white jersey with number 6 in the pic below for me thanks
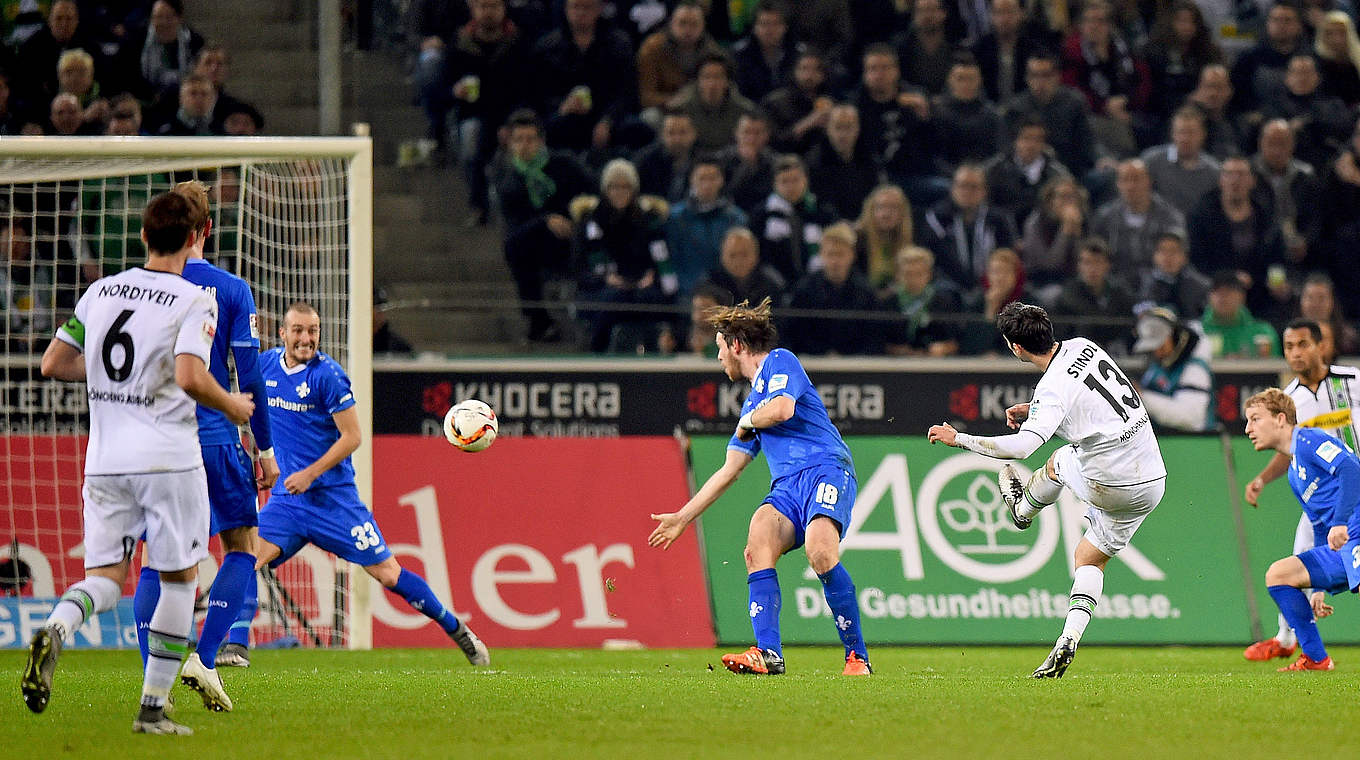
[56,267,217,475]
[1020,337,1167,486]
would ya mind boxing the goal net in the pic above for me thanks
[0,137,373,650]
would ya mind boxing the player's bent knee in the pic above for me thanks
[1265,557,1307,587]
[805,545,839,575]
[364,558,402,587]
[1045,455,1059,481]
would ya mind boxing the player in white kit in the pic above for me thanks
[21,192,255,735]
[1241,318,1360,661]
[929,302,1166,677]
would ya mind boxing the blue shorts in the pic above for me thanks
[258,484,392,568]
[762,463,857,551]
[204,442,258,535]
[1298,543,1360,595]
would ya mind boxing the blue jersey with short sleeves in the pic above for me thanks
[262,348,357,494]
[1289,427,1360,546]
[183,258,260,446]
[727,349,854,480]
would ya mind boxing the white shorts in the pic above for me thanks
[1052,444,1164,557]
[82,467,211,572]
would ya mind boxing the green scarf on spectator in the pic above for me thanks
[512,150,556,209]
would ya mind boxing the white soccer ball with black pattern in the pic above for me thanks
[443,399,498,452]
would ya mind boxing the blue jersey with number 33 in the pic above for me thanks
[727,349,854,481]
[262,347,357,494]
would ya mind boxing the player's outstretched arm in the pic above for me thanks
[928,422,1045,460]
[283,406,361,495]
[1246,452,1291,507]
[40,338,85,382]
[649,449,752,550]
[176,354,254,424]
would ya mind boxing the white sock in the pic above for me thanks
[1018,468,1062,520]
[1061,565,1104,644]
[46,576,121,640]
[141,580,195,710]
[1276,616,1297,648]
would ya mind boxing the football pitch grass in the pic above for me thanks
[4,646,1359,759]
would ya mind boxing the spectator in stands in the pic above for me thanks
[0,72,19,135]
[156,73,216,135]
[15,0,103,109]
[694,227,784,308]
[854,44,939,206]
[104,92,144,136]
[805,104,879,227]
[1230,2,1306,114]
[1052,236,1136,350]
[660,285,723,357]
[1004,51,1096,176]
[922,164,1018,290]
[1060,0,1148,159]
[971,0,1042,104]
[193,44,257,131]
[1318,119,1360,319]
[444,0,528,225]
[849,0,913,54]
[959,247,1027,354]
[895,0,957,94]
[666,156,748,294]
[854,184,914,291]
[782,222,884,356]
[574,158,676,353]
[633,109,697,202]
[1142,1,1222,129]
[411,0,466,152]
[1297,272,1360,355]
[1200,269,1281,357]
[1138,231,1212,320]
[636,0,723,114]
[667,53,757,152]
[730,0,799,103]
[1261,54,1354,171]
[1253,119,1320,268]
[1021,175,1088,302]
[1092,158,1186,285]
[984,114,1070,225]
[1188,156,1285,314]
[1315,11,1360,106]
[932,55,1006,169]
[1187,64,1245,160]
[761,50,832,155]
[882,245,962,356]
[0,216,57,353]
[785,0,852,64]
[56,49,108,132]
[1132,307,1215,432]
[373,287,415,355]
[47,92,94,135]
[748,154,839,284]
[1140,106,1222,216]
[494,109,595,342]
[136,0,204,96]
[716,112,776,214]
[531,0,637,153]
[219,101,263,136]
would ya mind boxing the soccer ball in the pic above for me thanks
[443,399,498,452]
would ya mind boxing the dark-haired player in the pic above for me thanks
[929,302,1166,677]
[648,298,871,676]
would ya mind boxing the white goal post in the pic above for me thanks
[0,136,374,650]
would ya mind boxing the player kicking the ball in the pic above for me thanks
[1243,388,1360,671]
[249,302,488,666]
[928,302,1166,678]
[649,298,871,676]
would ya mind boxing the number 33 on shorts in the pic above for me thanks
[351,521,381,550]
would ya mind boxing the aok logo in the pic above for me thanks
[835,453,1165,583]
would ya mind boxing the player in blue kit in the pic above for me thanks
[649,298,871,675]
[1244,388,1360,671]
[247,302,489,665]
[129,181,278,712]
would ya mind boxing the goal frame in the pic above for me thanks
[0,136,375,649]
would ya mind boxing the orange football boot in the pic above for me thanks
[842,652,873,675]
[1278,654,1334,671]
[1243,638,1297,661]
[721,646,785,675]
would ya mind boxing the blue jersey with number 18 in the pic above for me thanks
[727,349,854,481]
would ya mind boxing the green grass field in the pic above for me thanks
[4,646,1358,759]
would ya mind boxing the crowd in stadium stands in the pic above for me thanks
[411,0,1360,358]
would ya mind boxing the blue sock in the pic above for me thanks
[819,563,868,662]
[1268,585,1326,661]
[194,552,253,668]
[391,568,460,635]
[227,570,258,647]
[132,566,160,669]
[747,568,782,656]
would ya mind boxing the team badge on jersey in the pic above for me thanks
[201,320,216,343]
[296,381,310,399]
[249,312,259,339]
